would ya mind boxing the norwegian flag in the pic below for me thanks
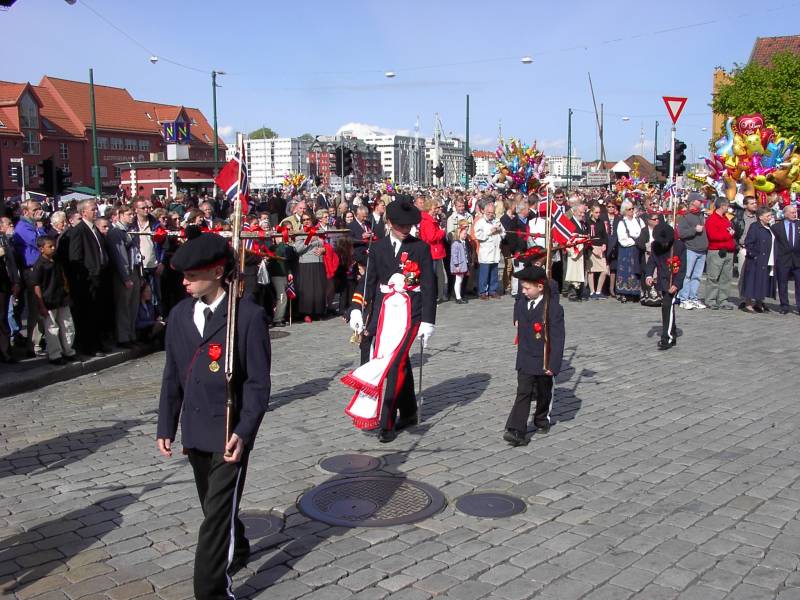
[214,143,249,214]
[663,183,676,204]
[551,206,577,246]
[535,199,558,217]
[285,273,297,300]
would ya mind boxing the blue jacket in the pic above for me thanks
[514,294,565,376]
[157,293,271,452]
[12,218,46,268]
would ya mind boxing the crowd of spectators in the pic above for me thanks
[1,184,797,366]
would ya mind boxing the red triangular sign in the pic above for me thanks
[662,96,687,124]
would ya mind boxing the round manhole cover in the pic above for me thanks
[239,511,283,538]
[270,330,290,340]
[298,476,446,527]
[319,454,381,475]
[455,493,526,518]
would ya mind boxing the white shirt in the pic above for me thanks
[193,291,227,337]
[527,296,542,311]
[389,233,403,256]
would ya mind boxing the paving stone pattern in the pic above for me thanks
[1,296,799,599]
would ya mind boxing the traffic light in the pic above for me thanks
[8,163,21,186]
[435,162,444,179]
[41,158,54,195]
[334,147,344,175]
[655,151,670,178]
[343,149,354,176]
[465,155,476,177]
[673,139,687,176]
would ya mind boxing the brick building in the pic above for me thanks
[308,137,382,189]
[0,75,224,201]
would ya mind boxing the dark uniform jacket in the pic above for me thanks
[352,235,436,336]
[771,219,800,270]
[644,240,687,294]
[157,294,271,453]
[513,295,565,377]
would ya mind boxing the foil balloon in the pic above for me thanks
[491,138,547,193]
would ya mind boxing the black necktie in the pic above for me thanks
[203,307,213,328]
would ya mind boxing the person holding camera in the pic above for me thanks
[704,197,737,310]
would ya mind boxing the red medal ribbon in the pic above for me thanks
[208,343,222,362]
[533,322,543,334]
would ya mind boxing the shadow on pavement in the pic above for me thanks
[549,347,585,425]
[0,419,144,479]
[268,362,352,411]
[417,371,491,423]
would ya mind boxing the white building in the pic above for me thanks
[244,137,311,189]
[472,151,496,178]
[337,125,426,186]
[545,155,582,187]
[424,137,464,186]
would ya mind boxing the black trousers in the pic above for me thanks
[188,449,251,600]
[71,277,103,353]
[661,292,677,345]
[378,323,420,431]
[359,333,372,366]
[505,371,553,434]
[776,265,800,310]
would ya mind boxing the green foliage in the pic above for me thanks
[250,127,278,139]
[712,52,800,141]
[298,133,315,141]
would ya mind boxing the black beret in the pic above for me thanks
[513,264,547,283]
[653,223,675,247]
[171,233,232,272]
[386,198,421,225]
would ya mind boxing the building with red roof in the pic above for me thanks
[0,75,224,201]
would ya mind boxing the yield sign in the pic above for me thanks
[662,96,688,124]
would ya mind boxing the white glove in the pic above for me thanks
[417,322,434,348]
[349,309,364,334]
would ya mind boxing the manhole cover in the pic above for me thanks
[298,476,446,527]
[239,510,283,538]
[319,454,381,475]
[455,493,526,518]
[270,330,290,339]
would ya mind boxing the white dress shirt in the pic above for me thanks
[193,291,227,336]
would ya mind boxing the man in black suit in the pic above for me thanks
[370,199,387,239]
[348,198,436,442]
[66,199,110,356]
[504,264,565,446]
[157,232,270,600]
[771,204,800,314]
[348,205,374,262]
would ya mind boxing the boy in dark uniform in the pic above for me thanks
[347,198,436,443]
[504,264,565,446]
[156,232,271,600]
[645,223,686,350]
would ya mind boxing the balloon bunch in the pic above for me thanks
[491,139,547,193]
[283,172,307,193]
[706,114,798,204]
[380,178,395,195]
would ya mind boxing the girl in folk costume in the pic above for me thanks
[563,202,588,301]
[343,199,436,443]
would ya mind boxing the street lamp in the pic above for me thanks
[384,71,396,78]
[212,70,226,166]
[520,56,533,64]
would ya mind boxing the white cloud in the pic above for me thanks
[631,138,654,156]
[337,122,412,138]
[537,138,567,154]
[218,125,234,139]
[471,136,497,148]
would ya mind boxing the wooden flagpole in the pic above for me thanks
[543,195,554,373]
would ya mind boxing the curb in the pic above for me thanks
[0,344,159,399]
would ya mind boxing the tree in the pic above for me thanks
[298,133,315,142]
[250,127,278,139]
[712,52,800,141]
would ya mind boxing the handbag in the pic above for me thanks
[640,281,662,307]
[257,259,270,285]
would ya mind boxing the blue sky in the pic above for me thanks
[2,0,798,163]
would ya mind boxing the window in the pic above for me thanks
[145,112,152,120]
[114,165,122,178]
[111,137,123,150]
[0,119,6,128]
[19,94,38,129]
[138,139,150,152]
[97,136,108,149]
[59,142,69,161]
[125,138,137,150]
[99,166,108,178]
[23,131,40,155]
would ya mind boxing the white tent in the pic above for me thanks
[59,191,95,202]
[611,160,631,173]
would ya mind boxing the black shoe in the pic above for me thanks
[0,354,18,364]
[100,345,114,353]
[761,304,771,313]
[502,430,528,446]
[63,354,80,362]
[48,357,68,366]
[455,299,467,305]
[779,307,790,315]
[378,429,397,443]
[395,414,419,431]
[92,350,108,358]
[274,320,287,327]
[657,340,673,350]
[25,349,37,359]
[719,305,734,311]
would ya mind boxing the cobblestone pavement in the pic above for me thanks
[2,294,799,600]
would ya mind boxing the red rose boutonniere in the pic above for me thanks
[533,322,543,340]
[399,251,421,287]
[208,343,222,373]
[666,256,681,274]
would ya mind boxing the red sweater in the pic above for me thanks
[419,212,447,259]
[705,211,736,251]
